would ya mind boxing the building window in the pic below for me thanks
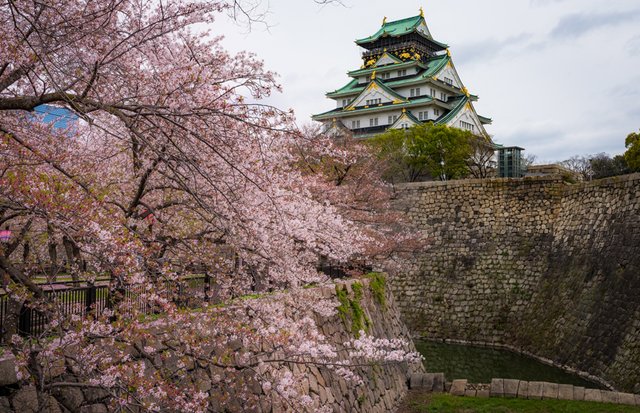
[409,87,421,98]
[460,120,474,131]
[397,69,407,77]
[440,92,446,101]
[444,77,453,85]
[387,114,398,124]
[430,88,436,97]
[434,108,440,116]
[381,72,391,79]
[351,120,360,129]
[418,111,429,121]
[369,117,379,127]
[342,99,348,107]
[365,98,382,106]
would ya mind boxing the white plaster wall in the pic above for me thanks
[436,64,463,89]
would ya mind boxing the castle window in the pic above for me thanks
[434,108,441,116]
[410,87,421,97]
[430,88,436,97]
[369,117,379,127]
[444,77,453,85]
[460,120,475,131]
[397,69,407,77]
[351,120,360,129]
[381,72,391,79]
[440,92,447,101]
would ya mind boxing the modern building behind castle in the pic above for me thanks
[312,8,493,140]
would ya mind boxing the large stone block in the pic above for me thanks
[618,392,636,405]
[422,373,434,391]
[573,386,585,401]
[450,380,467,396]
[409,373,423,389]
[542,382,558,400]
[516,381,529,399]
[601,391,619,404]
[0,354,18,386]
[557,384,574,401]
[490,379,504,397]
[584,389,602,402]
[11,386,38,413]
[432,373,445,392]
[527,382,544,400]
[503,379,519,398]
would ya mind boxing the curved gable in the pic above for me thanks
[374,52,403,67]
[435,59,464,89]
[446,102,488,138]
[347,80,407,109]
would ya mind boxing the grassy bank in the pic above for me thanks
[400,391,640,413]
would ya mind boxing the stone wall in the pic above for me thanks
[0,278,422,412]
[388,173,640,392]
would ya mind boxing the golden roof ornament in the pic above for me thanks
[419,7,424,17]
[446,49,451,57]
[402,108,407,113]
[382,16,387,26]
[371,70,376,80]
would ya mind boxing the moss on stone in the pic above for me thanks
[366,272,387,307]
[335,282,371,337]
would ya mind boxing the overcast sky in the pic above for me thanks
[214,0,640,163]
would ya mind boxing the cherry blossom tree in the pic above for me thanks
[0,1,419,410]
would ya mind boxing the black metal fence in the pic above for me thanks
[1,274,212,343]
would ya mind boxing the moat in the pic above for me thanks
[416,340,603,388]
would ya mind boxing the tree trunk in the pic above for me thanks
[22,241,30,267]
[46,224,58,280]
[62,236,80,281]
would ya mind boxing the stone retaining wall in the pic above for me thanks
[0,278,422,412]
[388,173,640,392]
[410,373,640,406]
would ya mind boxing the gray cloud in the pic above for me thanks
[455,33,534,65]
[551,10,640,39]
[626,35,640,56]
[530,0,568,6]
[609,79,640,98]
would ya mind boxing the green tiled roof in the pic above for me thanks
[421,54,450,77]
[356,15,423,44]
[363,79,408,103]
[327,55,451,98]
[313,96,434,121]
[435,96,468,125]
[390,110,421,128]
[355,15,449,48]
[328,79,361,96]
[478,115,492,125]
[347,60,426,77]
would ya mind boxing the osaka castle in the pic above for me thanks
[312,8,492,139]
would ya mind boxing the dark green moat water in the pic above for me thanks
[416,341,603,389]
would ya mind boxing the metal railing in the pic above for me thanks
[1,274,212,343]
